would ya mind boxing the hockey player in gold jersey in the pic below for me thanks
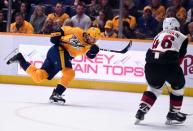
[7,26,101,104]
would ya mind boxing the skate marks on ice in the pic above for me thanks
[6,100,108,131]
[14,101,192,131]
[14,104,95,131]
[12,101,130,131]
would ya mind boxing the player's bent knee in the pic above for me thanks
[171,88,184,96]
[62,68,75,79]
[147,85,163,97]
[32,69,48,83]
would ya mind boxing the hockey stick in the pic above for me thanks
[99,40,132,54]
[61,40,132,54]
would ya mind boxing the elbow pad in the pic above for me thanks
[86,44,99,59]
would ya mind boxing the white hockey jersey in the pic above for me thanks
[146,29,188,64]
[151,30,187,53]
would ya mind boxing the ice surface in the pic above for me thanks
[0,84,192,131]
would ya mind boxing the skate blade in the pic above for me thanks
[4,48,18,64]
[134,119,142,125]
[165,120,184,125]
[49,99,65,105]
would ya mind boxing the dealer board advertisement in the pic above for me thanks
[18,44,146,83]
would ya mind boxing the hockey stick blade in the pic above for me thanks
[100,40,132,54]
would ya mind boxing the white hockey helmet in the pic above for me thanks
[162,17,180,30]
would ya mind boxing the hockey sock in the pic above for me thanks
[19,60,30,71]
[18,54,30,71]
[54,84,66,95]
[140,91,157,112]
[170,93,183,112]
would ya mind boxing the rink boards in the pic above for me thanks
[0,33,193,96]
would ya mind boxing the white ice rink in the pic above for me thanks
[0,83,192,131]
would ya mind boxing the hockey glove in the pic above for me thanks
[50,29,64,46]
[86,44,99,59]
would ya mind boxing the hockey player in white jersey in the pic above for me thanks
[135,17,189,125]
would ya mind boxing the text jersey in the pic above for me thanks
[146,30,188,64]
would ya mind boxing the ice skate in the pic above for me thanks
[135,103,150,124]
[49,89,66,104]
[165,111,186,125]
[6,52,24,65]
[135,109,146,124]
